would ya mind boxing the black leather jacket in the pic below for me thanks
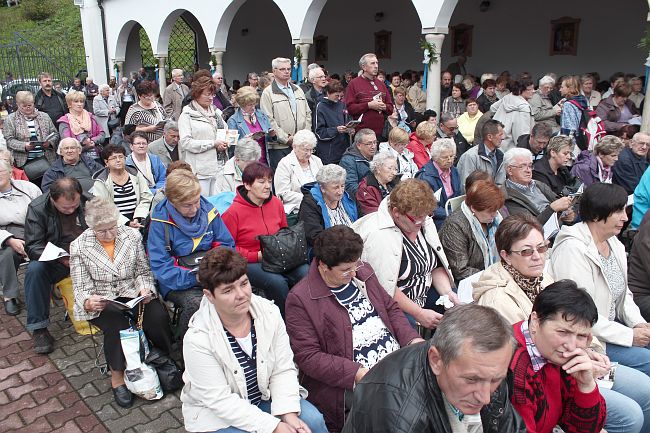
[342,343,526,433]
[25,192,88,261]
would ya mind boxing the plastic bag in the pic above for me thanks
[119,327,163,400]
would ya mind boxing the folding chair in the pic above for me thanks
[445,194,466,216]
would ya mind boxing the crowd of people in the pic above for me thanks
[1,53,650,433]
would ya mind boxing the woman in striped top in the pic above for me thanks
[125,80,166,142]
[181,247,328,433]
[91,145,152,228]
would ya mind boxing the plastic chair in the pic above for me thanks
[445,195,466,216]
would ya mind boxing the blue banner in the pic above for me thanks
[422,67,428,90]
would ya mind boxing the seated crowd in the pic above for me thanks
[2,56,650,433]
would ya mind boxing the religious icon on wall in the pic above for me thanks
[451,24,473,57]
[550,17,580,56]
[375,30,392,59]
[315,36,328,61]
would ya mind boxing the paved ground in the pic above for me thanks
[0,271,187,433]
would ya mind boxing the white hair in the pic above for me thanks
[98,84,111,92]
[234,138,262,162]
[430,138,456,161]
[316,164,346,185]
[293,130,317,148]
[503,148,533,168]
[271,57,291,70]
[369,151,396,173]
[358,53,377,68]
[480,73,497,85]
[308,67,324,82]
[0,159,12,175]
[171,69,184,78]
[539,75,555,87]
[57,138,82,155]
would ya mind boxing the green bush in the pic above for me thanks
[22,0,52,22]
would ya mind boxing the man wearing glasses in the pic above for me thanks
[612,132,650,195]
[503,148,575,226]
[436,111,470,164]
[260,57,312,169]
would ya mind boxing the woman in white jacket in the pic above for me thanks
[181,247,328,433]
[550,183,650,378]
[178,76,229,196]
[491,79,535,153]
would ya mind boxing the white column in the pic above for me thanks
[424,32,445,115]
[213,50,225,75]
[299,43,311,81]
[157,56,167,98]
[77,0,108,84]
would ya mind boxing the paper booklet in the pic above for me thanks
[38,242,69,261]
[217,129,239,147]
[102,294,153,311]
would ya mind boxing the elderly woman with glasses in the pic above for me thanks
[356,151,399,216]
[70,197,173,408]
[353,179,457,330]
[274,130,323,220]
[58,90,106,162]
[216,137,262,193]
[504,148,575,225]
[298,164,358,247]
[125,80,166,143]
[415,138,460,229]
[285,226,422,432]
[227,86,275,166]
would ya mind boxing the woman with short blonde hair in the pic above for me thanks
[58,90,105,162]
[227,86,275,167]
[407,121,437,168]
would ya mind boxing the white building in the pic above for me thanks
[78,0,649,113]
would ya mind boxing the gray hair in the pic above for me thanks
[316,164,346,186]
[98,84,111,92]
[0,149,14,164]
[369,151,397,173]
[234,137,262,162]
[163,120,179,133]
[212,71,223,79]
[0,159,12,175]
[439,112,456,125]
[271,57,291,70]
[353,128,376,147]
[171,68,184,78]
[546,135,573,156]
[480,73,496,84]
[431,304,515,365]
[358,53,377,68]
[503,148,533,168]
[57,137,82,155]
[531,123,552,139]
[539,75,555,87]
[431,138,456,161]
[594,135,625,156]
[85,197,120,229]
[293,130,317,149]
[308,67,324,82]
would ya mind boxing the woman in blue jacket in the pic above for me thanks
[148,169,234,341]
[314,80,351,165]
[227,86,274,165]
[125,131,167,194]
[415,138,461,229]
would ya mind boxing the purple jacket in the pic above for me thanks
[285,260,420,432]
[570,150,599,187]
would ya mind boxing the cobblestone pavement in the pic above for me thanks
[0,272,187,433]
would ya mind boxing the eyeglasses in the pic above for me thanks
[509,244,549,257]
[404,213,427,226]
[274,67,291,72]
[94,226,118,236]
[341,261,364,277]
[511,163,533,171]
[107,155,125,161]
[297,147,316,154]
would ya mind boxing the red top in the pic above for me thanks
[406,132,432,169]
[510,321,607,433]
[221,186,287,263]
[344,75,394,138]
[12,167,29,181]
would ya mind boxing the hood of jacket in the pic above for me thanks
[552,222,592,252]
[341,144,366,160]
[472,262,516,300]
[234,184,273,207]
[498,93,531,113]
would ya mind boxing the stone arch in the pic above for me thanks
[213,0,247,50]
[114,20,155,78]
[411,0,459,30]
[114,20,149,61]
[156,9,209,57]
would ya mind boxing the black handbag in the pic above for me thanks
[163,223,206,271]
[258,221,308,273]
[22,156,50,180]
[145,347,183,392]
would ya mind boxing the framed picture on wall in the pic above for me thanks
[450,24,473,57]
[314,35,328,61]
[550,17,580,56]
[374,30,391,59]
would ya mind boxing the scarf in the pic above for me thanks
[461,201,501,269]
[13,109,50,141]
[67,110,93,136]
[190,100,225,129]
[166,198,209,239]
[502,261,543,302]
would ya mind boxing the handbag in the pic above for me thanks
[257,221,308,273]
[108,115,121,129]
[22,156,50,180]
[163,223,206,271]
[145,347,183,392]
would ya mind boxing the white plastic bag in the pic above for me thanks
[119,327,163,400]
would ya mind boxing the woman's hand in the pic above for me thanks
[561,348,597,393]
[354,367,369,384]
[139,288,154,304]
[632,326,650,347]
[336,125,348,133]
[586,349,611,378]
[416,308,443,329]
[24,141,33,151]
[84,295,107,312]
[445,290,461,306]
[6,237,26,257]
[214,140,228,151]
[280,413,311,433]
[128,219,144,229]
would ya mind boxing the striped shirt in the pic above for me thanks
[397,230,436,307]
[326,203,353,227]
[331,281,400,368]
[225,324,262,406]
[125,103,165,142]
[26,119,44,160]
[112,177,137,221]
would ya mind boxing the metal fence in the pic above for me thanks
[139,16,197,82]
[0,32,86,86]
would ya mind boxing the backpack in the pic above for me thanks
[567,99,606,151]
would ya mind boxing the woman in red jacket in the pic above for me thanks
[222,162,308,316]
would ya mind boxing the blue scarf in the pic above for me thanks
[165,198,210,239]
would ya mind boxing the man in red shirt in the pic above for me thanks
[344,53,393,139]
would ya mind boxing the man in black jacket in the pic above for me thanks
[34,72,68,125]
[24,177,88,354]
[342,304,526,433]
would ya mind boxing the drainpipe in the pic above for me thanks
[97,0,110,82]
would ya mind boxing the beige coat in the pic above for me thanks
[352,197,454,297]
[550,223,646,348]
[407,84,426,114]
[178,104,227,179]
[473,262,553,325]
[181,295,306,433]
[273,150,323,214]
[260,81,311,148]
[163,82,190,121]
